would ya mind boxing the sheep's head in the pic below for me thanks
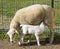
[7,29,18,43]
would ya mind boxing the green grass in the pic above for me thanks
[0,31,50,40]
[0,0,60,40]
[0,0,60,22]
[0,30,60,42]
[0,0,51,18]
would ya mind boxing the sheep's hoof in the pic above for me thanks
[18,42,21,46]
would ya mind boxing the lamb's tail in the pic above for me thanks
[39,22,45,28]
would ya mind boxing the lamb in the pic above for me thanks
[7,4,55,44]
[18,22,45,46]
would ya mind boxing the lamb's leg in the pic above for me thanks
[35,34,40,46]
[18,33,25,46]
[27,35,31,43]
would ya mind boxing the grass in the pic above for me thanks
[0,0,60,23]
[0,0,60,21]
[0,31,50,40]
[0,0,60,25]
[0,0,51,18]
[0,0,60,40]
[0,30,60,42]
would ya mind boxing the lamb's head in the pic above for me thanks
[7,29,18,43]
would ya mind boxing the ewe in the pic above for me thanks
[7,4,55,44]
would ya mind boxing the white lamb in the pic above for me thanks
[7,4,55,44]
[18,22,45,46]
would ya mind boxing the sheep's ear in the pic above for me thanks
[15,30,18,34]
[7,30,10,35]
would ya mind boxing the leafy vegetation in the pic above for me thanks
[0,0,60,40]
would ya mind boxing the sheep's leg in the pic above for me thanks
[18,33,25,46]
[49,25,54,44]
[35,34,40,46]
[46,14,55,44]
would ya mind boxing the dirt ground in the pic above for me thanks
[0,39,60,49]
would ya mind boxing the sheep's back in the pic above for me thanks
[15,4,45,25]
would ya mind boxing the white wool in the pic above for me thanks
[7,4,55,43]
[19,22,45,46]
[20,22,45,34]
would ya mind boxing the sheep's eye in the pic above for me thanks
[14,33,16,35]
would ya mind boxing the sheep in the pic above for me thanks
[7,4,55,44]
[18,22,45,46]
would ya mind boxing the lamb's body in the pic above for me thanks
[20,23,44,34]
[19,22,45,46]
[7,4,55,44]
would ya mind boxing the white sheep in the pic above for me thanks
[18,22,45,46]
[7,4,55,44]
